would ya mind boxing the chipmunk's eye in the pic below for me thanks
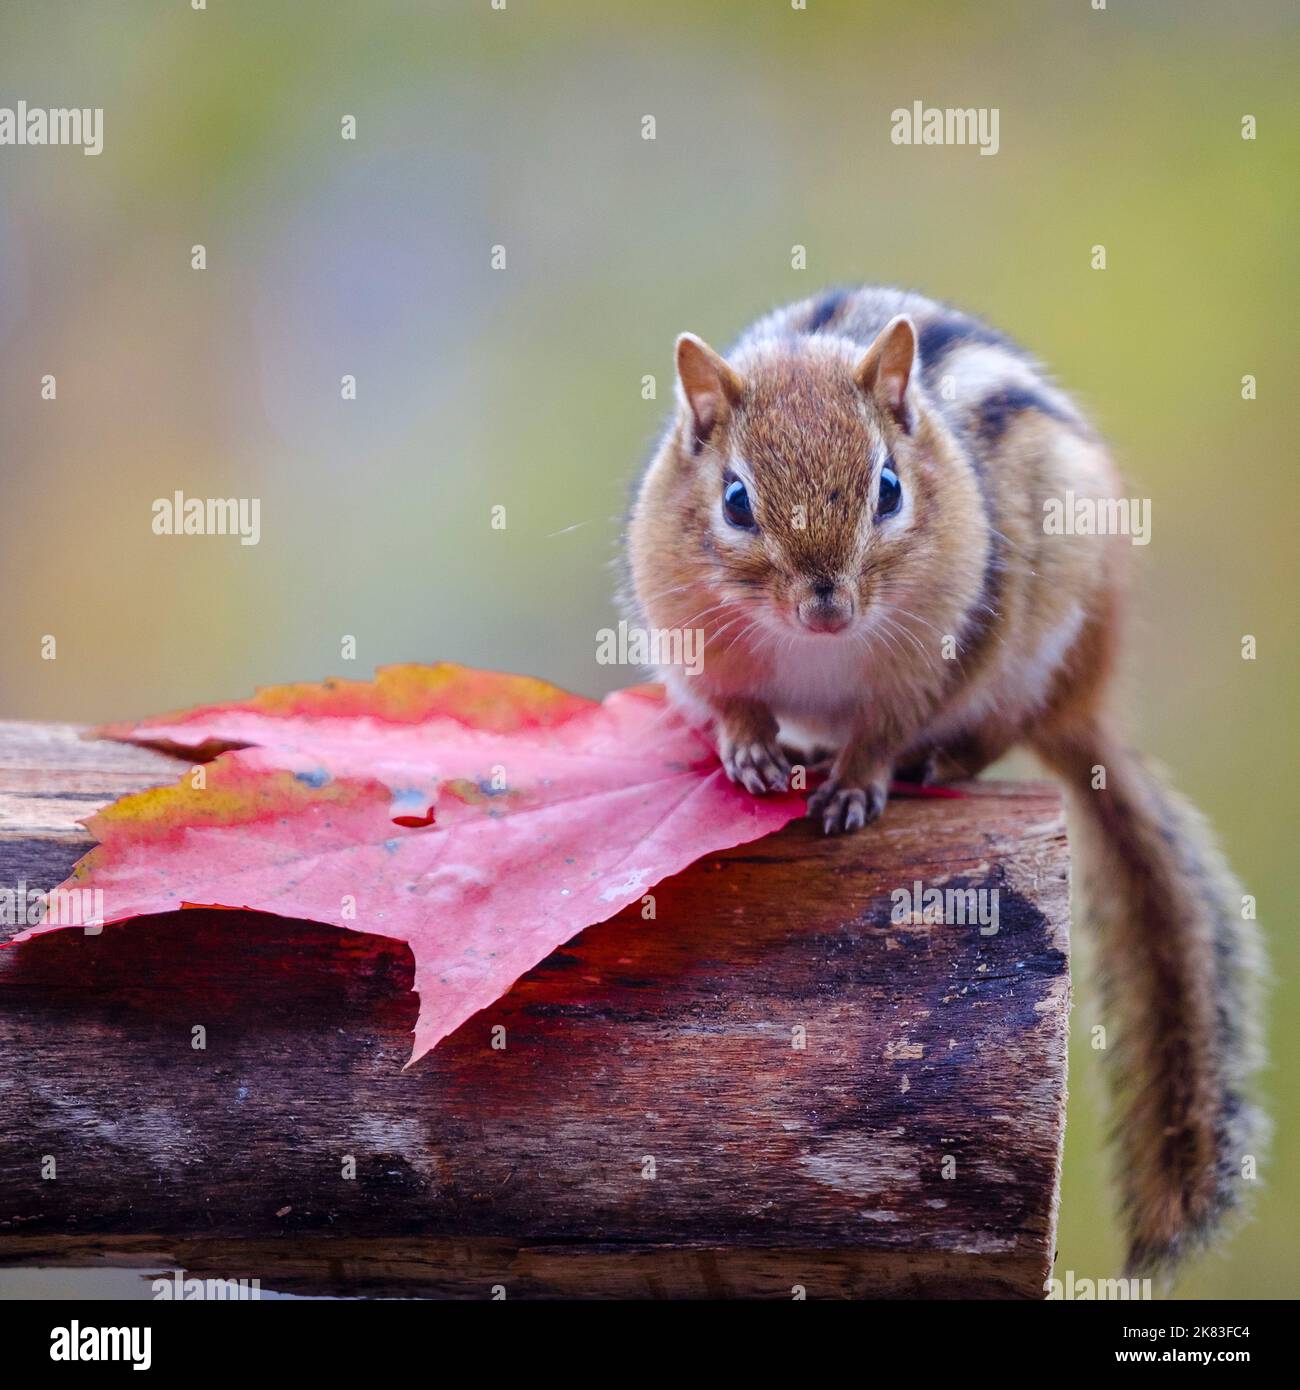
[723,477,756,530]
[876,463,902,520]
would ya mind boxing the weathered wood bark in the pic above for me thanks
[0,721,1071,1299]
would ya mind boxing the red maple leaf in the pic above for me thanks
[11,665,804,1063]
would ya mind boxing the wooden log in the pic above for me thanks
[0,720,1071,1299]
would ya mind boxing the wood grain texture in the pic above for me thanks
[0,721,1071,1299]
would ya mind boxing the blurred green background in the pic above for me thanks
[1,0,1296,1298]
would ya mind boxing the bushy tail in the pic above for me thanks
[1035,723,1266,1276]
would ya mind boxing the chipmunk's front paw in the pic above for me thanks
[807,778,888,835]
[720,731,790,795]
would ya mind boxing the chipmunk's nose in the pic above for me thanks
[797,581,854,634]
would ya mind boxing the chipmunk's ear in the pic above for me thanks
[854,314,918,433]
[676,333,745,450]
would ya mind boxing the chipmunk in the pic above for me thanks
[625,285,1264,1278]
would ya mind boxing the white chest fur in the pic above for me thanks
[759,630,868,717]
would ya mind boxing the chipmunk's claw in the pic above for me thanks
[721,736,790,794]
[807,780,887,835]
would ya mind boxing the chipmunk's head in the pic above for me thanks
[668,314,972,645]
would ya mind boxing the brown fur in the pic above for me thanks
[626,286,1265,1276]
